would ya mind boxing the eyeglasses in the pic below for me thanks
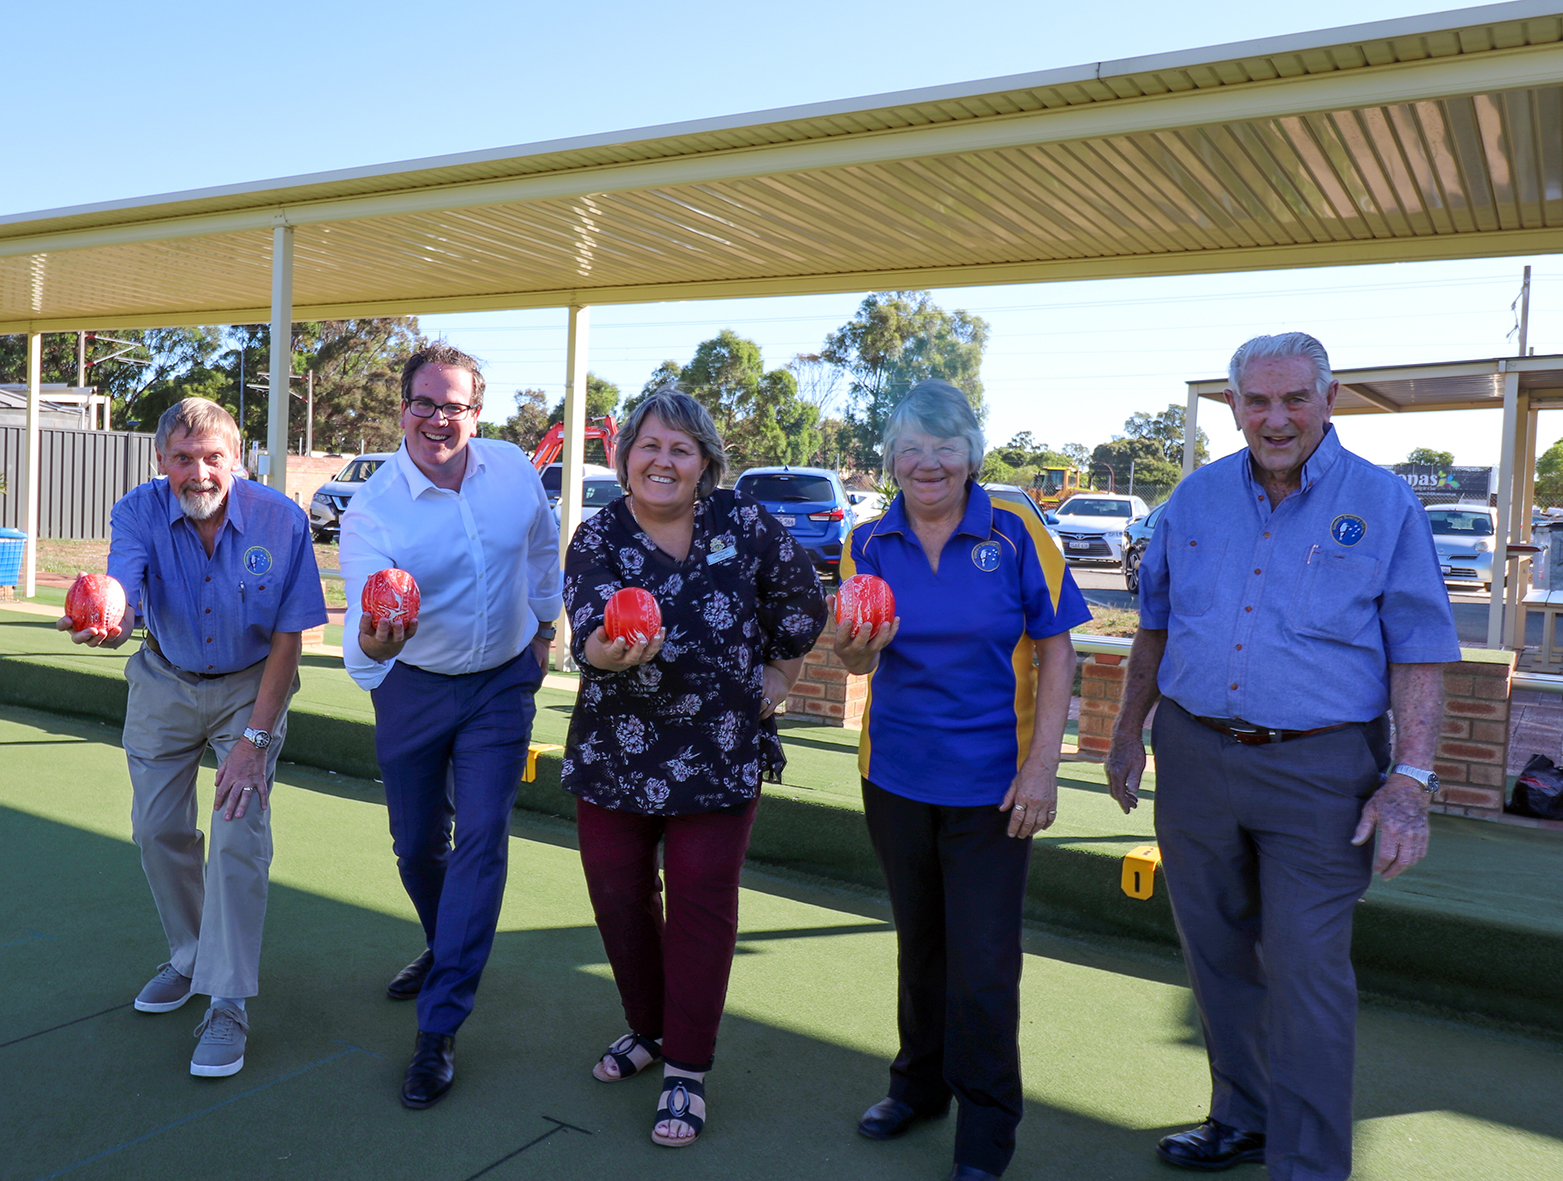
[406,397,477,420]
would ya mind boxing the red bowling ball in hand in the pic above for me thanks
[836,574,895,634]
[66,572,127,635]
[604,587,661,645]
[363,568,420,629]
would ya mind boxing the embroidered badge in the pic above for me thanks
[972,540,1002,572]
[242,545,273,575]
[1330,515,1366,547]
[707,533,737,565]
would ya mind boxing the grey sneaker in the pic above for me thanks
[134,963,193,1013]
[190,1002,248,1077]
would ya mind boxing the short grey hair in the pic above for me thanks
[155,397,241,457]
[881,379,985,485]
[1228,332,1334,397]
[614,386,727,498]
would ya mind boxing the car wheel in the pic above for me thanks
[1124,549,1140,594]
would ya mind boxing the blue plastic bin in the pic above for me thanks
[0,528,26,586]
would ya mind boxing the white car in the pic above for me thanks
[1427,504,1497,591]
[981,483,1061,549]
[1050,493,1150,565]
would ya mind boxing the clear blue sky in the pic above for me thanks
[10,0,1555,466]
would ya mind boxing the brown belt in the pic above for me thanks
[1194,715,1355,746]
[143,632,231,679]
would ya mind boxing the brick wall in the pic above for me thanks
[785,642,868,728]
[1076,653,1125,758]
[1433,649,1514,817]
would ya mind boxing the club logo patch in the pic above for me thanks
[1330,515,1366,547]
[242,545,273,575]
[972,541,1002,572]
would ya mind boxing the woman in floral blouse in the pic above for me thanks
[561,387,826,1148]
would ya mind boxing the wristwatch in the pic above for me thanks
[243,727,273,750]
[536,624,558,641]
[1391,763,1440,794]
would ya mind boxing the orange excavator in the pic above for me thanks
[531,416,619,470]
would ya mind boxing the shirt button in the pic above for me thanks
[205,608,211,614]
[1235,644,1242,650]
[1231,683,1239,690]
[206,637,213,643]
[1189,540,1198,547]
[1263,532,1270,538]
[205,576,211,582]
[1245,606,1253,613]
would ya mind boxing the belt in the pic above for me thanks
[143,632,235,680]
[1194,715,1355,746]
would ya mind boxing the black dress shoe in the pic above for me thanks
[950,1167,1001,1181]
[856,1096,950,1140]
[386,949,433,1000]
[1156,1119,1266,1171]
[400,1030,455,1109]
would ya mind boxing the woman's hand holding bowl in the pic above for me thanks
[827,592,899,676]
[585,625,666,671]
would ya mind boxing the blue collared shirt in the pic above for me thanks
[846,482,1092,806]
[107,476,327,674]
[1139,426,1461,729]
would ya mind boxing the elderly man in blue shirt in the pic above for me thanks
[61,397,325,1079]
[1105,333,1460,1181]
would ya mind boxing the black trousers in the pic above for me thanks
[862,778,1031,1177]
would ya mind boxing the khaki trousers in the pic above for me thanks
[122,646,297,998]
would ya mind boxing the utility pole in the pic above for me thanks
[305,368,314,456]
[237,345,245,451]
[1518,265,1532,357]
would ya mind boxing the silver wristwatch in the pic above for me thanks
[1391,763,1440,794]
[243,727,273,750]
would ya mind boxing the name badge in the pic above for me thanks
[707,545,737,565]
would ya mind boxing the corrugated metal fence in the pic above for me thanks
[0,426,157,539]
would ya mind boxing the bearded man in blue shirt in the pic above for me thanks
[1106,333,1460,1181]
[61,397,326,1079]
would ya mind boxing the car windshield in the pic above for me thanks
[739,474,835,503]
[335,458,384,483]
[987,489,1044,523]
[582,480,624,506]
[541,466,562,493]
[1058,498,1132,517]
[1428,510,1494,537]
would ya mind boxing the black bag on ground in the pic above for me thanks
[1507,754,1563,820]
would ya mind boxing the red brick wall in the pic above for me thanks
[785,642,868,728]
[1076,653,1124,758]
[1433,651,1514,817]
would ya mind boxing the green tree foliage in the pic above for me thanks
[1092,437,1182,489]
[486,388,549,451]
[1535,438,1563,507]
[674,330,821,471]
[547,373,621,426]
[821,290,989,462]
[980,431,1086,486]
[1121,404,1208,467]
[1407,447,1456,467]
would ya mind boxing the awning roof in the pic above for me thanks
[1188,353,1563,413]
[5,1,1563,333]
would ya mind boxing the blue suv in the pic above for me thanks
[734,466,855,582]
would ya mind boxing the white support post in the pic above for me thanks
[1507,393,1533,648]
[1183,384,1200,475]
[554,305,590,669]
[21,332,41,598]
[1488,365,1520,648]
[267,224,295,496]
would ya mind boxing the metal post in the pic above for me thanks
[555,305,591,668]
[1183,384,1200,475]
[267,224,295,496]
[76,331,91,427]
[1518,265,1532,358]
[305,368,314,456]
[1488,364,1520,648]
[1508,392,1534,648]
[237,344,245,451]
[22,332,41,598]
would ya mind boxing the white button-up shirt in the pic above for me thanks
[340,439,562,690]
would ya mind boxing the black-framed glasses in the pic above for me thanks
[406,396,477,420]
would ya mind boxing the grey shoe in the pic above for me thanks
[134,963,193,1013]
[190,1002,248,1077]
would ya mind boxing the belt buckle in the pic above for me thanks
[1228,720,1282,745]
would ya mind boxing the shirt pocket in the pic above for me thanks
[1294,551,1383,642]
[1166,538,1228,618]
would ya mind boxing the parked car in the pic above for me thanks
[540,461,616,509]
[1122,502,1168,594]
[1050,493,1150,566]
[733,465,855,581]
[982,483,1061,549]
[553,474,625,530]
[848,489,887,521]
[1427,504,1498,591]
[309,452,394,540]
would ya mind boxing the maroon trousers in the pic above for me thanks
[575,796,758,1071]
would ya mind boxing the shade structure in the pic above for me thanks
[6,1,1563,332]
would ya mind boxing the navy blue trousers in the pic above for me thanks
[371,649,541,1035]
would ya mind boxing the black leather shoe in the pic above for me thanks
[400,1031,455,1109]
[950,1167,1002,1181]
[856,1096,950,1140]
[386,949,433,1000]
[1156,1119,1266,1171]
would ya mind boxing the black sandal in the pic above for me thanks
[651,1074,705,1147]
[592,1032,663,1082]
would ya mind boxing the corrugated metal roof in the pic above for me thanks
[5,2,1563,330]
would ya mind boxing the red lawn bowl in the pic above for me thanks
[604,587,661,645]
[363,568,421,629]
[66,572,128,635]
[836,573,895,634]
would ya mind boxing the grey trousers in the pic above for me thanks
[122,646,296,998]
[1152,699,1389,1181]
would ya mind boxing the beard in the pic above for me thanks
[178,482,226,521]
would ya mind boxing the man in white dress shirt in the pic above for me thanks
[340,343,561,1108]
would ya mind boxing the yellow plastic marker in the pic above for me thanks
[523,743,563,783]
[1121,844,1162,900]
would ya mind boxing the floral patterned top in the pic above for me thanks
[561,488,828,815]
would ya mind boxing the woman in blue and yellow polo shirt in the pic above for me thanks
[834,380,1089,1181]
